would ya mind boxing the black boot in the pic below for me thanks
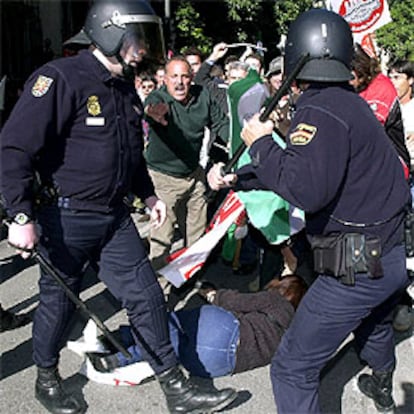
[35,366,85,414]
[86,352,120,373]
[157,366,237,414]
[358,371,395,412]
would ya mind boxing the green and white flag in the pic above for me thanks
[228,70,305,245]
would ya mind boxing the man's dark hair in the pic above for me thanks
[245,52,264,67]
[139,72,157,85]
[210,64,224,79]
[265,274,308,310]
[224,55,238,66]
[181,46,204,60]
[388,60,414,79]
[351,43,381,92]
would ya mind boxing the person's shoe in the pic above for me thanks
[35,366,85,414]
[157,366,237,414]
[86,352,119,373]
[392,304,412,332]
[0,306,31,332]
[358,371,395,412]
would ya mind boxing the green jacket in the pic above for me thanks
[144,84,229,177]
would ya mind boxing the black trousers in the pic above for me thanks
[33,205,177,374]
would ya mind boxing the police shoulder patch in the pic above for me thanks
[289,123,317,145]
[32,75,54,97]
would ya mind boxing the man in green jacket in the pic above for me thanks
[144,56,229,269]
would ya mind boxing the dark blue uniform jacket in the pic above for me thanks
[1,50,155,217]
[236,83,410,253]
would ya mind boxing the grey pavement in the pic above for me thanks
[1,217,413,414]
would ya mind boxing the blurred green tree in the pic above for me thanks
[376,0,414,61]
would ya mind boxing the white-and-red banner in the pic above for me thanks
[328,0,392,44]
[157,191,245,287]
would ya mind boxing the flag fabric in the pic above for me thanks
[227,68,269,158]
[158,191,245,287]
[236,132,305,245]
[228,68,305,246]
[328,0,392,43]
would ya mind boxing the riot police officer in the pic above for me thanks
[0,1,236,413]
[208,8,410,414]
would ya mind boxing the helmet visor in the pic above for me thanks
[120,20,165,64]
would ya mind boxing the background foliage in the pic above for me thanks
[375,0,414,61]
[168,0,413,63]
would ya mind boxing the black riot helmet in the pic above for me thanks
[284,9,353,82]
[84,0,165,77]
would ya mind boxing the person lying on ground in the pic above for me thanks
[87,274,307,378]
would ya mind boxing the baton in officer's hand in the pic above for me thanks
[7,239,132,359]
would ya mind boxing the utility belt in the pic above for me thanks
[34,182,59,209]
[310,233,383,286]
[34,182,125,213]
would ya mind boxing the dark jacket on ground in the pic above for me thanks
[213,289,294,373]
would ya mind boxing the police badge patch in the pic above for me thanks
[87,95,102,116]
[32,75,54,97]
[290,123,317,145]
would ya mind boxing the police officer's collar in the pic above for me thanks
[81,50,114,83]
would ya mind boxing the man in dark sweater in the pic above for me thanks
[144,56,229,270]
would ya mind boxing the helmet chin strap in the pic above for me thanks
[115,53,136,80]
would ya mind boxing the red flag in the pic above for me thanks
[158,191,245,287]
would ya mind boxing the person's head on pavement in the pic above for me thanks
[265,274,307,310]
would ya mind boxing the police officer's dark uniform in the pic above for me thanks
[233,9,410,414]
[0,1,236,414]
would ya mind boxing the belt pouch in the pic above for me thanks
[364,237,383,279]
[312,233,346,277]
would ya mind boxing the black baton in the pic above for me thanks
[34,251,132,358]
[8,240,132,359]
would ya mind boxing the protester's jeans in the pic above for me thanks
[118,305,240,378]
